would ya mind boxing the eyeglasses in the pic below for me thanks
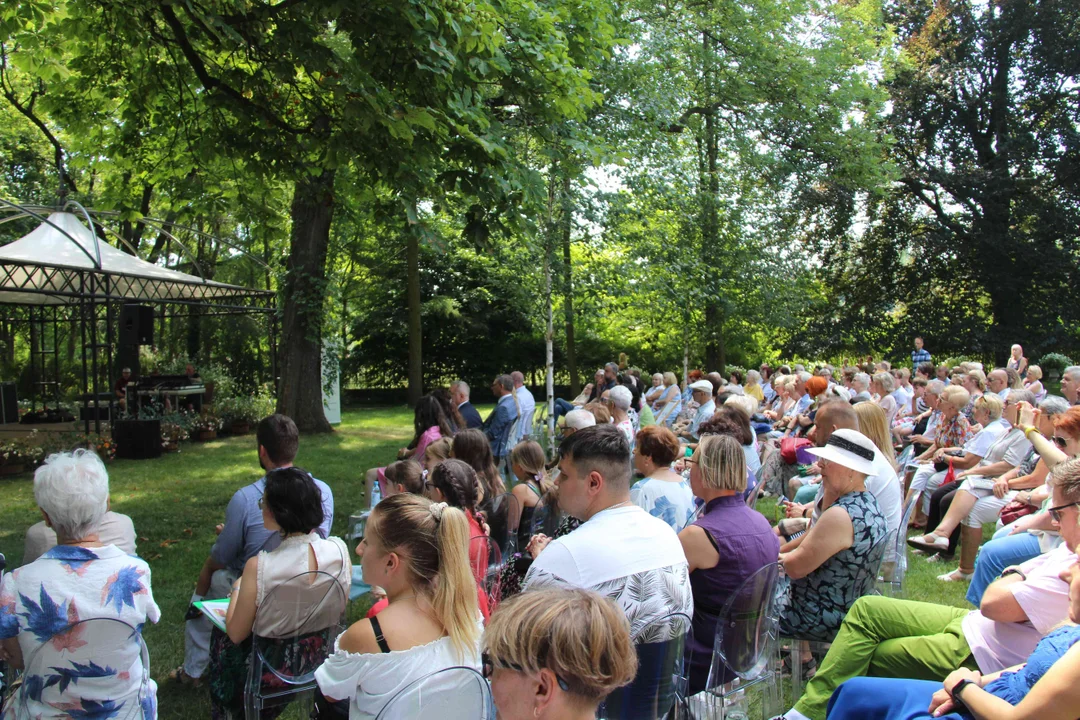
[1053,436,1069,450]
[481,653,571,691]
[684,458,699,465]
[1048,502,1080,524]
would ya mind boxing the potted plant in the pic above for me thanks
[191,412,224,441]
[0,439,26,475]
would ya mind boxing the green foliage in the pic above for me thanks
[1038,353,1074,378]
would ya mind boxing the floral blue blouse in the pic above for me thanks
[630,476,697,532]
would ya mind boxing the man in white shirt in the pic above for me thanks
[987,368,1010,399]
[524,424,693,637]
[677,380,715,442]
[511,370,535,442]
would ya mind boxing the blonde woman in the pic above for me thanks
[483,588,637,720]
[314,494,482,718]
[653,371,683,426]
[854,401,897,471]
[1008,343,1029,376]
[1025,365,1046,400]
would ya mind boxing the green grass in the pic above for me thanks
[0,406,980,718]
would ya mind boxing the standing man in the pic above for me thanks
[911,336,932,368]
[483,374,520,466]
[450,380,482,429]
[170,414,334,686]
[511,370,536,442]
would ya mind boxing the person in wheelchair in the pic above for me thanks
[207,467,351,719]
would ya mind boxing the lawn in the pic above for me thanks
[0,406,976,718]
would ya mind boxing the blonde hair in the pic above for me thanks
[974,393,1003,421]
[940,385,972,412]
[424,436,453,465]
[662,371,678,387]
[966,369,987,391]
[853,402,895,468]
[725,395,759,416]
[583,401,612,425]
[510,440,554,496]
[694,434,747,493]
[366,493,480,659]
[483,588,637,702]
[1027,365,1043,381]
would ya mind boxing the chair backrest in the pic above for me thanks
[487,492,521,557]
[598,612,692,720]
[17,616,151,720]
[707,562,780,688]
[530,498,561,538]
[373,666,494,720]
[852,529,894,601]
[469,535,503,613]
[881,494,919,585]
[251,568,349,686]
[348,510,370,544]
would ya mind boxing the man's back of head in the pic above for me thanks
[510,371,525,387]
[815,399,858,446]
[559,423,632,494]
[257,414,299,469]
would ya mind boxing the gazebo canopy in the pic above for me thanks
[0,211,272,308]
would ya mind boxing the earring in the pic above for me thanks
[533,708,541,719]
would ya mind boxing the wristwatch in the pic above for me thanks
[950,678,977,708]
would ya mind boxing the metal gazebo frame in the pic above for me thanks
[0,200,277,433]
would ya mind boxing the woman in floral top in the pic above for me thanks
[0,451,160,720]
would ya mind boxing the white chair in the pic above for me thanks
[879,493,919,596]
[244,567,349,719]
[373,666,494,719]
[16,616,152,720]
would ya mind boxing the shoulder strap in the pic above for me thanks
[369,615,391,653]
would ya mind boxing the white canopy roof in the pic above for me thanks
[0,212,268,306]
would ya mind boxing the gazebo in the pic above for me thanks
[0,200,275,432]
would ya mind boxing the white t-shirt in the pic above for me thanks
[963,418,1008,458]
[314,618,483,719]
[524,504,693,638]
[962,544,1074,672]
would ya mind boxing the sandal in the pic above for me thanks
[938,569,974,582]
[168,666,202,687]
[780,654,818,678]
[907,533,949,552]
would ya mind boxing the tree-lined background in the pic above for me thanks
[2,0,1078,430]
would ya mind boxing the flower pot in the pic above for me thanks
[197,429,218,442]
[229,421,251,436]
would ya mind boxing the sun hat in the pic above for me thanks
[564,409,597,430]
[805,428,876,476]
[689,380,714,394]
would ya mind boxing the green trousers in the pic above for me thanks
[793,595,979,720]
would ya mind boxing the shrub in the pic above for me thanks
[1038,353,1074,379]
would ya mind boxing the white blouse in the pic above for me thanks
[314,618,483,719]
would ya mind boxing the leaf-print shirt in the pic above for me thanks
[523,504,693,640]
[630,476,696,532]
[0,544,161,720]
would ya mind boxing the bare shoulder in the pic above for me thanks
[338,617,379,655]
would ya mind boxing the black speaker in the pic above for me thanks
[0,382,16,424]
[120,304,154,347]
[113,419,162,460]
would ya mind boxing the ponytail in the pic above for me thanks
[433,505,482,658]
[366,494,481,662]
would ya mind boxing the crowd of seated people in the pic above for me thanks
[10,345,1080,720]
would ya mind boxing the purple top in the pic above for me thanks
[684,494,779,693]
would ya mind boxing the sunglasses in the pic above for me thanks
[1053,436,1069,450]
[1048,501,1080,524]
[481,653,570,691]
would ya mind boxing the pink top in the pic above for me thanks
[962,543,1074,672]
[377,426,443,489]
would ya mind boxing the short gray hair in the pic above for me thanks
[1008,388,1036,407]
[796,371,812,383]
[1038,395,1070,419]
[872,372,895,393]
[33,450,109,541]
[1064,366,1080,381]
[853,373,871,390]
[495,374,514,392]
[926,379,946,396]
[451,380,470,398]
[609,385,632,411]
[746,370,761,385]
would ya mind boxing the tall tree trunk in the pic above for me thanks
[278,170,335,433]
[700,30,725,374]
[560,171,578,396]
[406,230,423,406]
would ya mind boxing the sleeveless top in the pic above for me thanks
[777,491,887,642]
[984,624,1080,705]
[254,532,352,639]
[517,480,543,548]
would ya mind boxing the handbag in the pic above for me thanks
[941,458,956,486]
[1000,500,1038,526]
[780,437,813,465]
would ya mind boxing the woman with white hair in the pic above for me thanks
[871,372,898,427]
[645,373,665,406]
[652,371,683,427]
[0,450,161,719]
[744,369,766,403]
[603,385,635,445]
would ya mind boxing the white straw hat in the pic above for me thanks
[805,428,877,476]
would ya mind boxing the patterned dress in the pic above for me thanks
[776,491,887,642]
[630,476,696,532]
[0,544,161,720]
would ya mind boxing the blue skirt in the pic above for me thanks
[826,677,971,719]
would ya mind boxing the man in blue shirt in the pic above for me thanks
[171,413,334,686]
[483,374,520,464]
[911,336,932,368]
[511,370,536,442]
